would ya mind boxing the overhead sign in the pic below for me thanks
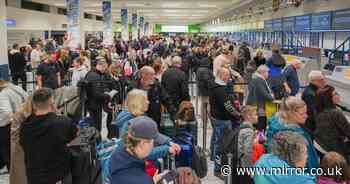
[311,12,331,30]
[66,0,81,49]
[295,15,311,31]
[264,20,273,31]
[273,19,282,31]
[283,17,295,31]
[121,8,128,41]
[5,19,16,26]
[102,0,113,46]
[332,9,350,30]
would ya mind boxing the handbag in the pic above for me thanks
[265,101,278,119]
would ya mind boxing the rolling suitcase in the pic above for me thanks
[173,130,194,168]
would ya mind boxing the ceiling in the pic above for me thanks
[30,0,248,24]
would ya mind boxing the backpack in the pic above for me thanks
[218,124,251,167]
[96,138,120,184]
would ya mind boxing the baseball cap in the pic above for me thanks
[129,116,168,145]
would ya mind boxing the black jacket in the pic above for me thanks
[209,81,240,122]
[314,109,350,157]
[161,66,190,109]
[9,49,26,75]
[196,58,214,96]
[20,113,77,184]
[129,80,177,125]
[84,70,113,111]
[301,83,319,133]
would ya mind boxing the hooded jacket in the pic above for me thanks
[109,146,154,184]
[9,49,26,75]
[20,113,77,184]
[254,154,316,184]
[196,58,214,96]
[267,114,319,170]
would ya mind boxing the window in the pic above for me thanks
[96,15,103,21]
[58,8,67,15]
[21,0,50,13]
[84,13,93,19]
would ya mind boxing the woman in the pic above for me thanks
[314,85,350,160]
[115,89,180,161]
[254,131,316,184]
[253,49,266,68]
[153,58,165,82]
[246,65,274,131]
[318,152,350,184]
[110,116,168,184]
[267,96,319,170]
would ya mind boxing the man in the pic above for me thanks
[283,59,303,96]
[0,79,28,173]
[20,88,78,184]
[209,67,240,178]
[246,65,274,131]
[129,66,177,128]
[301,70,327,134]
[161,56,190,110]
[8,43,27,90]
[36,54,61,89]
[85,57,116,132]
[236,42,251,75]
[196,57,214,117]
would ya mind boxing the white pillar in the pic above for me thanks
[66,0,84,50]
[131,12,138,40]
[102,0,113,46]
[0,0,9,80]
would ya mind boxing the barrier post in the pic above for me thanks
[225,153,233,184]
[202,102,208,151]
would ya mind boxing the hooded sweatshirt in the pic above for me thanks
[20,112,77,184]
[109,146,154,184]
[254,154,316,184]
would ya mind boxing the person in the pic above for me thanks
[209,67,241,177]
[318,152,350,184]
[30,44,42,69]
[213,47,230,77]
[8,43,27,90]
[36,53,61,89]
[161,55,190,110]
[266,46,290,99]
[20,88,78,184]
[237,105,259,184]
[253,49,266,68]
[283,59,303,96]
[175,101,198,145]
[196,57,214,117]
[246,65,274,131]
[254,131,316,184]
[152,58,165,82]
[266,96,319,170]
[0,79,28,174]
[70,57,88,87]
[85,57,116,132]
[313,85,350,160]
[236,42,251,75]
[128,66,177,128]
[301,70,327,134]
[115,89,180,160]
[10,93,33,184]
[109,116,174,184]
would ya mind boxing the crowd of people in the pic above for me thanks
[1,34,350,184]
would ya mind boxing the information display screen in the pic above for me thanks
[283,17,295,31]
[161,25,188,33]
[333,9,350,30]
[273,19,282,31]
[295,15,311,31]
[311,12,331,30]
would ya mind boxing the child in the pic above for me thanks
[237,105,262,184]
[318,152,350,184]
[176,101,198,145]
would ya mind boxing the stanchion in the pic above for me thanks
[225,153,233,184]
[202,102,208,151]
[64,98,69,116]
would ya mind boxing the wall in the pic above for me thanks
[5,7,104,46]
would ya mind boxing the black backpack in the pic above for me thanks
[218,124,251,168]
[192,146,208,178]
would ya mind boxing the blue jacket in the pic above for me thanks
[109,146,154,184]
[283,65,300,96]
[266,114,319,170]
[115,110,171,161]
[254,154,316,184]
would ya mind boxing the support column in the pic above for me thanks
[121,8,128,41]
[0,0,9,80]
[131,12,138,41]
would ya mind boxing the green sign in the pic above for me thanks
[188,24,201,33]
[155,24,162,33]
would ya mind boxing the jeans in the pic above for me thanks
[210,117,232,172]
